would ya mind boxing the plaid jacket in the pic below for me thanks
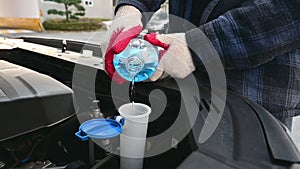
[117,0,300,119]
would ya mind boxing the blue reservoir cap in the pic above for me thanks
[76,119,123,140]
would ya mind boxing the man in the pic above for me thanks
[103,0,300,129]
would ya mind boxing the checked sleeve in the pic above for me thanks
[186,0,300,70]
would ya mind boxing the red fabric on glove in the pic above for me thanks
[104,25,143,84]
[144,33,169,50]
[144,33,170,61]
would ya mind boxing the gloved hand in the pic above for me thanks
[102,5,143,84]
[144,33,196,81]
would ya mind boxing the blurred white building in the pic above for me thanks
[40,0,117,20]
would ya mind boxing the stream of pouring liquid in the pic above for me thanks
[130,76,136,114]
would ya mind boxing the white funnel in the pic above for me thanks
[118,102,151,169]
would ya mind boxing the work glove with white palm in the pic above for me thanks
[144,33,196,81]
[102,5,143,84]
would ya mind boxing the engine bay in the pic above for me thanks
[0,37,299,169]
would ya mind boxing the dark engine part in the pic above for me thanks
[0,60,75,142]
[0,60,82,168]
[126,79,300,169]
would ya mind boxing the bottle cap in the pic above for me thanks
[75,119,123,141]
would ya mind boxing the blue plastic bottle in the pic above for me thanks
[113,38,159,82]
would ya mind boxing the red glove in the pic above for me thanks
[144,33,195,81]
[104,25,142,84]
[144,33,169,59]
[103,5,142,84]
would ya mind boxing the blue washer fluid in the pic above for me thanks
[113,38,159,82]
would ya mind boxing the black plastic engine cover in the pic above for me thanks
[0,60,75,141]
[132,78,300,169]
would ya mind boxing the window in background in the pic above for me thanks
[84,0,94,6]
